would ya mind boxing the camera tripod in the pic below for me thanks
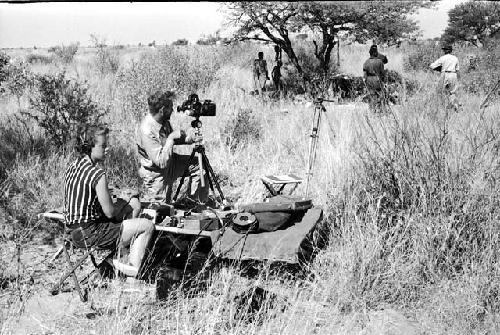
[305,98,336,197]
[172,117,225,205]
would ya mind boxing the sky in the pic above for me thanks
[0,1,467,49]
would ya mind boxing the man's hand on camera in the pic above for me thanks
[185,128,202,144]
[168,130,185,141]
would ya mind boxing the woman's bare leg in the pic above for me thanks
[120,218,154,269]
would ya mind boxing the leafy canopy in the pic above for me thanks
[441,0,500,46]
[225,1,433,80]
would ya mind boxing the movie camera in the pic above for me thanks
[173,93,225,205]
[176,93,216,118]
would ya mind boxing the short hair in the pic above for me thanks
[258,51,264,58]
[148,90,175,115]
[370,44,378,51]
[76,125,109,156]
[369,48,378,57]
[442,45,452,52]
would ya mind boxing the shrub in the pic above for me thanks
[25,72,107,147]
[0,52,11,89]
[49,43,79,64]
[403,41,441,72]
[460,42,500,95]
[94,46,120,75]
[172,39,189,46]
[90,35,120,75]
[26,53,53,65]
[0,61,35,103]
[117,46,223,120]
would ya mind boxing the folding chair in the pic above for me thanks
[38,211,116,303]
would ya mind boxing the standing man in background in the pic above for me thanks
[370,44,388,65]
[430,45,460,111]
[363,47,386,113]
[253,51,269,96]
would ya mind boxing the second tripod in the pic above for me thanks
[172,117,225,205]
[305,98,336,197]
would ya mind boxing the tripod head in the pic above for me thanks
[313,97,336,105]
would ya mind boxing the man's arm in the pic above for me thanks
[138,127,179,169]
[430,57,443,71]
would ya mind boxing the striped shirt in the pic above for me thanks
[64,155,106,227]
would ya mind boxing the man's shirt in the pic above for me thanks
[430,54,460,73]
[136,113,175,172]
[363,56,385,81]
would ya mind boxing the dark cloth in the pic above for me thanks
[363,56,386,112]
[363,56,385,81]
[70,219,122,250]
[377,53,388,64]
[271,65,282,90]
[64,156,106,226]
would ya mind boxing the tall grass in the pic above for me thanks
[1,42,500,334]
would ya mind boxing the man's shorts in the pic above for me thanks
[70,220,122,250]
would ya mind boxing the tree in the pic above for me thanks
[441,0,500,47]
[226,1,433,83]
[172,38,189,46]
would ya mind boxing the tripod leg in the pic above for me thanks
[305,107,322,197]
[201,152,225,202]
[197,152,205,188]
[173,149,198,202]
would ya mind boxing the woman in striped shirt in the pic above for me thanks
[64,126,154,277]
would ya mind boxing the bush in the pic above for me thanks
[0,61,35,102]
[90,35,120,75]
[460,42,500,95]
[403,41,441,72]
[25,72,107,147]
[94,46,120,75]
[0,52,10,84]
[49,43,79,64]
[172,39,188,46]
[117,46,223,120]
[26,53,53,65]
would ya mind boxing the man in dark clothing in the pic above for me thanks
[271,60,282,92]
[363,48,386,113]
[370,44,388,64]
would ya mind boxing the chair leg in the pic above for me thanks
[50,245,89,302]
[49,245,65,263]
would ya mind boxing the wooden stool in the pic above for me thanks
[261,174,303,196]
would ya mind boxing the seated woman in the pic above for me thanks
[64,126,154,277]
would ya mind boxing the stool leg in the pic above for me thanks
[50,245,88,302]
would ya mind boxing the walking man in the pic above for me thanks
[363,47,386,113]
[430,45,460,111]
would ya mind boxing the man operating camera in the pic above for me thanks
[136,90,209,204]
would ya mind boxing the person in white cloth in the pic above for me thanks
[430,44,461,111]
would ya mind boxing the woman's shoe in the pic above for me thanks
[112,259,139,277]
